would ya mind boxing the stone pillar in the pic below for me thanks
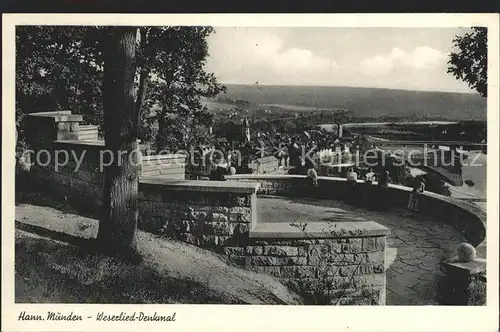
[25,111,83,150]
[441,257,486,305]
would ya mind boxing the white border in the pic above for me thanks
[2,14,499,332]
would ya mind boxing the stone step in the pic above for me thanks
[79,125,99,130]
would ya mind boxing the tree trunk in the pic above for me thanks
[72,69,80,113]
[134,27,150,137]
[135,68,149,135]
[97,27,141,260]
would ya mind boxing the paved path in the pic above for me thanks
[257,196,466,305]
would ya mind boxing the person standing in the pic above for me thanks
[408,177,425,212]
[363,168,375,206]
[377,170,391,189]
[307,167,319,188]
[365,168,375,184]
[347,167,358,182]
[346,167,358,204]
[376,170,391,210]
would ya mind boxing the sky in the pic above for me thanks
[205,27,475,93]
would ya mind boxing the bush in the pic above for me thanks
[425,173,451,196]
[468,278,486,306]
[437,272,486,306]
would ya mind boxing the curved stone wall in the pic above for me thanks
[137,176,391,305]
[23,112,392,305]
[225,174,486,251]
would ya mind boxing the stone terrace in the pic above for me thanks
[257,195,466,305]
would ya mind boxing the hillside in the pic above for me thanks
[214,84,486,121]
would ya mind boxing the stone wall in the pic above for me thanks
[225,174,487,250]
[138,179,258,248]
[224,174,488,305]
[225,222,389,305]
[136,177,390,305]
[24,112,103,212]
[141,154,186,180]
[248,156,280,174]
[77,124,99,141]
[29,140,107,212]
[25,111,82,148]
[25,112,183,215]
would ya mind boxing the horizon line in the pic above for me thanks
[219,82,481,96]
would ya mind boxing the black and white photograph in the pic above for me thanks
[2,13,499,332]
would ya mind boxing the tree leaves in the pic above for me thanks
[16,26,225,148]
[16,25,105,134]
[447,27,487,97]
[138,26,225,152]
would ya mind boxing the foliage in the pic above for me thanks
[407,174,451,196]
[15,26,225,151]
[16,26,105,139]
[423,173,451,196]
[437,273,486,305]
[137,27,226,152]
[214,121,244,142]
[448,27,488,97]
[467,275,486,306]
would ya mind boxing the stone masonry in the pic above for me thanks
[138,179,259,249]
[224,237,386,305]
[137,176,390,305]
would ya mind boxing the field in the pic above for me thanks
[212,84,486,121]
[343,121,486,142]
[201,99,235,111]
[260,103,321,112]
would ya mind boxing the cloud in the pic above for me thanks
[206,28,472,93]
[360,46,448,76]
[206,28,339,85]
[273,48,339,73]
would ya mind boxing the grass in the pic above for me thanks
[15,225,302,305]
[15,229,241,304]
